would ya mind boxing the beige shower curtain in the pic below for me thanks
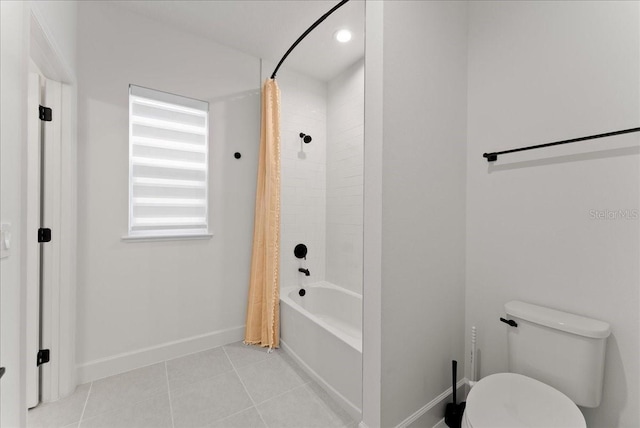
[244,79,281,349]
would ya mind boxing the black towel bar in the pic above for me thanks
[483,127,640,162]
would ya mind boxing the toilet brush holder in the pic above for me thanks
[444,360,465,428]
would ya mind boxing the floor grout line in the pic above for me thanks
[165,361,175,428]
[228,345,349,426]
[77,381,92,427]
[279,349,355,427]
[75,364,170,422]
[209,404,256,425]
[255,380,312,406]
[228,347,313,406]
[222,345,270,428]
[304,381,353,427]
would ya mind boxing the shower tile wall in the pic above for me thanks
[326,60,365,295]
[277,70,328,289]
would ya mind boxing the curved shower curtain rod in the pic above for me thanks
[270,0,351,79]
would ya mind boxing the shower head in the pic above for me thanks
[299,132,312,144]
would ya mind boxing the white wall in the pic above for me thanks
[1,0,77,423]
[30,1,77,75]
[362,2,384,425]
[373,2,469,427]
[466,2,640,427]
[76,2,260,381]
[1,2,28,426]
[269,64,328,290]
[326,59,364,295]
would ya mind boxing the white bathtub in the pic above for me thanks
[280,281,362,419]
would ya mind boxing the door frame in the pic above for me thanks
[26,7,78,403]
[26,68,42,409]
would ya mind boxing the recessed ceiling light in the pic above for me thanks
[334,29,352,43]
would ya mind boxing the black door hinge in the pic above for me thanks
[38,228,51,243]
[37,349,50,366]
[39,105,52,122]
[0,367,5,379]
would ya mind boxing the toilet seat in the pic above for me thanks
[462,373,586,428]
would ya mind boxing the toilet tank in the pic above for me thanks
[505,301,611,407]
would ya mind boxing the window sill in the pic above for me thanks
[122,233,213,243]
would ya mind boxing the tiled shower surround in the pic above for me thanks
[326,60,365,294]
[278,59,364,295]
[279,69,328,290]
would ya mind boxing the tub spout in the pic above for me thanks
[298,268,310,276]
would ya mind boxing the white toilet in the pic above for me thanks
[462,300,611,428]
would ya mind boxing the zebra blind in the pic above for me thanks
[128,85,209,238]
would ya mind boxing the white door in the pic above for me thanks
[26,72,62,408]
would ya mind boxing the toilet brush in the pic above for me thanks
[444,360,465,428]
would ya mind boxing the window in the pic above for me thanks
[127,85,210,239]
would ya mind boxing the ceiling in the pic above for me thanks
[114,0,365,82]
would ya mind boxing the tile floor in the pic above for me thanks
[28,342,357,428]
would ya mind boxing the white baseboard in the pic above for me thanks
[395,377,469,428]
[280,340,362,422]
[431,418,448,428]
[77,325,244,384]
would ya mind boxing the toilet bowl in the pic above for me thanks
[460,301,609,427]
[461,373,586,428]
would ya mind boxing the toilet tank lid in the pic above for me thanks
[505,301,611,339]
